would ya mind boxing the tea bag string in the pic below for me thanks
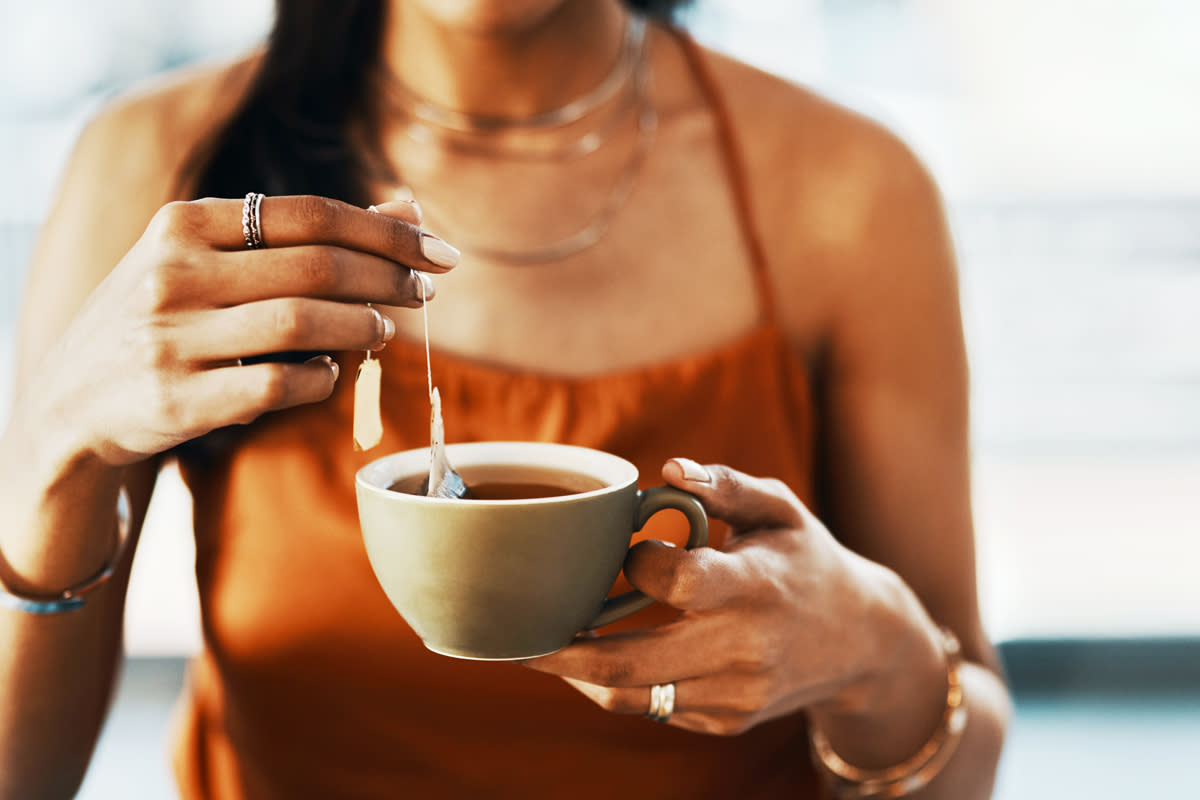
[420,271,433,404]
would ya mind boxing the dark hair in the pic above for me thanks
[187,0,691,206]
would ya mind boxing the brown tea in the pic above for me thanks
[387,465,607,500]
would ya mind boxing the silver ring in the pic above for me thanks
[242,192,266,249]
[647,682,675,723]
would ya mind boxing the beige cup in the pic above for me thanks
[356,442,708,660]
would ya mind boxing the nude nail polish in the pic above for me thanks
[421,234,461,269]
[674,458,711,484]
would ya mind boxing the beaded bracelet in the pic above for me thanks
[0,487,132,614]
[810,627,968,799]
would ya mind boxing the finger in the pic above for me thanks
[370,198,423,226]
[171,299,395,362]
[623,539,748,612]
[168,195,460,271]
[662,458,806,533]
[562,672,773,719]
[523,616,727,688]
[187,246,435,308]
[168,356,340,437]
[561,676,786,738]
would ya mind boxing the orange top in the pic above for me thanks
[173,33,821,799]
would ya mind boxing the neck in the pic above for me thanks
[382,1,630,120]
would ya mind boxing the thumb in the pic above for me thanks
[369,198,423,226]
[662,458,806,534]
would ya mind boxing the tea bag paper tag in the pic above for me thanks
[353,355,383,451]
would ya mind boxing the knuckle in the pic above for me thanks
[660,558,701,608]
[269,299,308,341]
[734,676,771,715]
[760,477,791,499]
[585,660,634,687]
[297,247,341,293]
[253,364,292,409]
[147,378,185,430]
[128,320,178,371]
[148,201,189,235]
[732,627,773,674]
[148,200,207,244]
[139,259,191,311]
[295,195,341,238]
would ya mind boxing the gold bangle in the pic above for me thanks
[810,627,968,799]
[0,487,132,614]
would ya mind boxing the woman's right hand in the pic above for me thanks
[29,195,457,467]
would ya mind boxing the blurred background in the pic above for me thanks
[2,0,1197,797]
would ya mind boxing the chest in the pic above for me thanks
[383,111,767,377]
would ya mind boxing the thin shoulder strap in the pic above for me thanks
[669,27,779,325]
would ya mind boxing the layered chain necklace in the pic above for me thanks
[377,15,656,265]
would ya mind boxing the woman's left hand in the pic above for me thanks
[522,457,911,735]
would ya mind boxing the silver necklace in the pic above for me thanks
[391,16,657,266]
[385,16,646,134]
[394,20,658,265]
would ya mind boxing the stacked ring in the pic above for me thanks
[646,683,676,723]
[242,192,266,249]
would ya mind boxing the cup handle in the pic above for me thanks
[586,486,709,629]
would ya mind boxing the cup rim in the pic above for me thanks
[355,441,639,505]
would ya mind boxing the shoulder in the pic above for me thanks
[69,52,261,208]
[20,54,261,371]
[669,37,952,349]
[39,52,260,277]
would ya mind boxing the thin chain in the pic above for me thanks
[399,47,657,265]
[384,16,645,134]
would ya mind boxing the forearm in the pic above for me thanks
[0,424,140,800]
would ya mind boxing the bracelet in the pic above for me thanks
[810,626,968,799]
[0,487,132,614]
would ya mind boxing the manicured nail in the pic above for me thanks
[400,198,423,225]
[416,270,436,301]
[305,354,339,381]
[421,233,460,268]
[674,458,711,484]
[381,313,396,341]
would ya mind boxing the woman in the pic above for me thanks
[0,0,1010,797]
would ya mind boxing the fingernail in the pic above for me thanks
[421,233,460,268]
[674,458,711,484]
[401,198,423,224]
[305,355,339,381]
[416,270,436,300]
[381,313,396,341]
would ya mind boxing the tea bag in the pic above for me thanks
[415,260,469,499]
[423,387,467,498]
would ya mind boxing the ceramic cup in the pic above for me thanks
[356,441,708,660]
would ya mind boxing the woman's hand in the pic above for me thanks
[523,457,942,737]
[25,195,458,467]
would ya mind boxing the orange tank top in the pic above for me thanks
[174,32,822,800]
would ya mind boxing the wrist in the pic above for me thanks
[810,561,950,769]
[0,420,127,592]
